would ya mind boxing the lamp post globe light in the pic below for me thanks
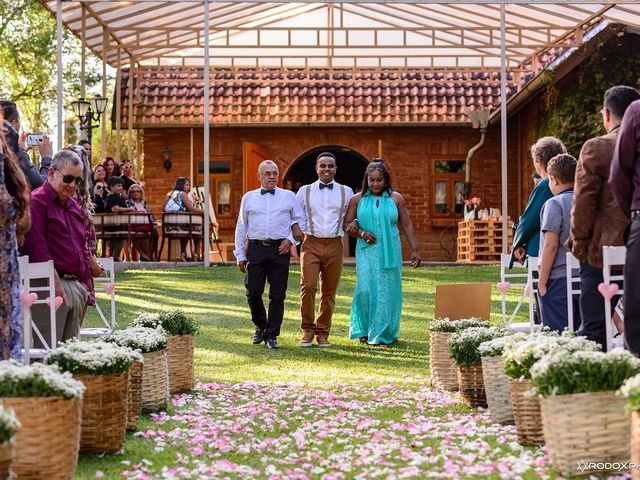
[71,96,108,159]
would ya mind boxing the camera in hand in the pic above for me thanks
[26,134,44,147]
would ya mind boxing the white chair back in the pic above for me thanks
[565,252,581,332]
[603,246,626,351]
[499,254,531,331]
[25,260,57,359]
[81,257,117,338]
[17,256,30,364]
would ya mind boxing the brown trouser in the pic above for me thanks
[300,235,343,336]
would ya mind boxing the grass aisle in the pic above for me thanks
[75,265,553,479]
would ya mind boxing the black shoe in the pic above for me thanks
[359,336,368,344]
[266,338,279,349]
[252,328,265,345]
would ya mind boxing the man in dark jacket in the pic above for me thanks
[610,98,640,355]
[1,101,53,189]
[568,86,640,350]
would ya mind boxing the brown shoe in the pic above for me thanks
[300,330,314,347]
[316,335,331,348]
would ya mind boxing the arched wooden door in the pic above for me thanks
[242,142,281,193]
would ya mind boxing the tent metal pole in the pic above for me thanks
[204,0,211,267]
[500,0,508,254]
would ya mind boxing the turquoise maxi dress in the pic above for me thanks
[349,191,402,345]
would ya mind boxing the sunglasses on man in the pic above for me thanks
[54,170,83,185]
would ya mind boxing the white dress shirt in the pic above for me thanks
[296,180,354,238]
[234,187,306,262]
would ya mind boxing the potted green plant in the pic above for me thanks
[429,318,487,391]
[45,340,141,454]
[448,326,508,408]
[0,406,20,479]
[0,361,84,479]
[502,334,600,446]
[532,350,640,476]
[477,332,526,424]
[103,326,169,411]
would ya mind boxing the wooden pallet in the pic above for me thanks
[456,218,512,263]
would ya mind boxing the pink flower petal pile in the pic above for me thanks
[119,382,559,479]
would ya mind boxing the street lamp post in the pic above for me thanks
[70,96,108,160]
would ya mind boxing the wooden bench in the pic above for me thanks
[94,213,156,259]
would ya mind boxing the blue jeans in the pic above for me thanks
[539,276,581,333]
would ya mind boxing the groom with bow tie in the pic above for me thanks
[234,160,305,349]
[296,152,354,347]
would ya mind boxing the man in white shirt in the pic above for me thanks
[297,152,354,347]
[234,160,305,349]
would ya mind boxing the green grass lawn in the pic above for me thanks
[75,265,547,479]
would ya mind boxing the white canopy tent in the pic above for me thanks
[43,0,640,266]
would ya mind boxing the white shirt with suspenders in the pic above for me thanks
[297,181,354,238]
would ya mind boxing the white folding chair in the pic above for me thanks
[565,252,581,332]
[25,260,58,359]
[80,257,117,338]
[499,254,532,332]
[603,246,626,351]
[526,256,540,333]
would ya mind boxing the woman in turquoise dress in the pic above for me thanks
[343,159,422,346]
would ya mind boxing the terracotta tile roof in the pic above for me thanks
[117,68,517,126]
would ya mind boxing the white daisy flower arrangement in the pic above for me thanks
[429,318,488,333]
[102,326,168,354]
[531,349,640,396]
[44,339,142,376]
[448,326,510,367]
[502,334,600,380]
[131,313,161,329]
[0,360,85,399]
[0,406,21,443]
[478,332,528,358]
[620,373,640,413]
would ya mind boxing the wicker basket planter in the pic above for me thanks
[481,355,513,424]
[2,397,81,479]
[167,334,195,392]
[430,332,458,391]
[457,364,487,408]
[509,378,544,445]
[0,438,14,480]
[75,372,128,453]
[141,349,169,411]
[540,391,629,477]
[127,361,143,431]
[632,412,640,480]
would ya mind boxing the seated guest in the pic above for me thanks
[126,184,155,261]
[105,176,135,260]
[164,177,205,262]
[120,159,141,192]
[92,163,107,187]
[0,102,52,189]
[92,181,107,213]
[21,149,92,344]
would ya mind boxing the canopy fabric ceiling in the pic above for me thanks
[44,1,640,73]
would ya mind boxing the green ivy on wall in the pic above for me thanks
[538,34,640,156]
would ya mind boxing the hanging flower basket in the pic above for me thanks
[534,350,640,476]
[429,319,486,391]
[44,340,141,454]
[127,361,144,431]
[0,362,84,480]
[103,326,169,411]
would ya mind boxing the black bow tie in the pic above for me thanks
[260,188,275,195]
[319,183,334,190]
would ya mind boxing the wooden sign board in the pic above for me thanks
[435,283,491,321]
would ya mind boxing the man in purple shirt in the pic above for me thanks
[22,149,92,345]
[610,99,640,354]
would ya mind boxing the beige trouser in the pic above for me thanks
[31,278,88,349]
[300,235,343,336]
